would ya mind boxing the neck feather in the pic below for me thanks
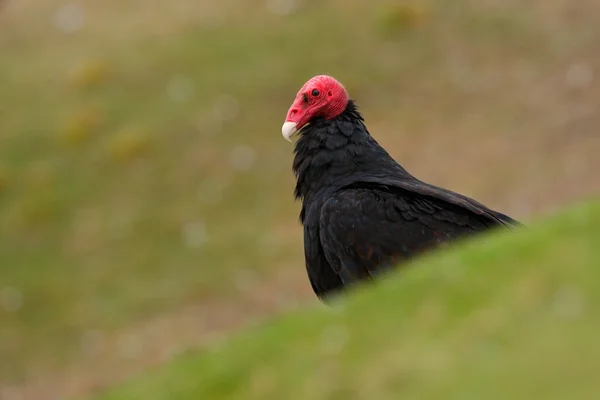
[291,101,399,208]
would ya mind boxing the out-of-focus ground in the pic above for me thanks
[0,0,598,398]
[90,201,600,400]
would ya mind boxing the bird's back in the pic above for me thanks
[316,179,515,287]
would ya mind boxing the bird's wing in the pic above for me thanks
[351,175,522,228]
[303,221,345,300]
[319,185,498,284]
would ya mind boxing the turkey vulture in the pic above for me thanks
[282,75,521,301]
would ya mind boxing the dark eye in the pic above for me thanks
[311,89,320,97]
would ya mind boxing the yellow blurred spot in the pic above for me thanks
[70,59,111,88]
[378,3,430,35]
[107,127,153,162]
[60,108,104,146]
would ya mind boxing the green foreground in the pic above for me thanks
[92,200,599,400]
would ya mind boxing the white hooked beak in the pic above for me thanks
[281,121,298,142]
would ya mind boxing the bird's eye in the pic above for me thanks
[311,89,320,97]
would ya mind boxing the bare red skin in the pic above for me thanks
[284,75,350,130]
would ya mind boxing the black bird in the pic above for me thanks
[282,75,521,301]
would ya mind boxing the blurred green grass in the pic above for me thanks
[1,0,599,394]
[91,200,600,400]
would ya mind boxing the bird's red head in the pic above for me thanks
[282,75,350,142]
